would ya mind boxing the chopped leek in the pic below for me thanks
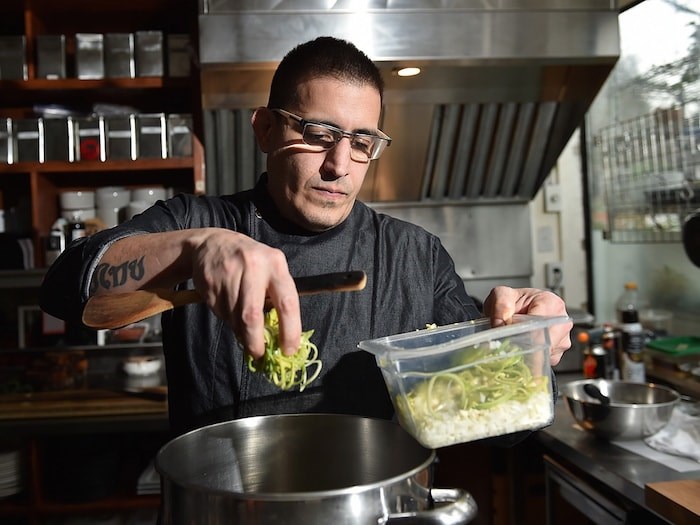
[246,309,322,392]
[400,340,548,417]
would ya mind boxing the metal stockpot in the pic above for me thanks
[155,413,477,524]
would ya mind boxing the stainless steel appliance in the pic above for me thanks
[197,0,621,204]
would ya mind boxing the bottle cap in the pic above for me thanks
[624,281,638,290]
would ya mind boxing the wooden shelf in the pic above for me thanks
[0,269,46,288]
[0,495,160,516]
[0,389,167,421]
[0,341,163,355]
[0,157,194,174]
[0,435,164,521]
[0,1,199,521]
[0,77,191,91]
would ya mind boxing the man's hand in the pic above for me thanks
[188,228,302,360]
[483,286,573,366]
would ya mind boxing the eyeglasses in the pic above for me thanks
[271,108,391,163]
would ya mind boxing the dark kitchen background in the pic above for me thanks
[0,1,698,524]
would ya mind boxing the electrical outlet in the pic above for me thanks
[545,262,564,289]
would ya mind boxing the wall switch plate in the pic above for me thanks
[546,262,564,289]
[544,183,562,213]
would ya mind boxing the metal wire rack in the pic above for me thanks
[593,103,700,243]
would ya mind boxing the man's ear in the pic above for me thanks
[251,107,274,153]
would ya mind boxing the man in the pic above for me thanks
[41,36,571,436]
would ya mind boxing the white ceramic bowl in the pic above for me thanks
[96,186,131,209]
[59,190,95,210]
[132,187,167,204]
[61,208,96,221]
[127,200,152,220]
[96,206,121,228]
[122,357,162,377]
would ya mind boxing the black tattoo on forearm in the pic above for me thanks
[90,256,146,294]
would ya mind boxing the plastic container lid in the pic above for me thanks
[359,314,571,360]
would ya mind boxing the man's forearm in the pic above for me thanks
[89,230,203,295]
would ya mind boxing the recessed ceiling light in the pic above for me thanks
[395,67,421,77]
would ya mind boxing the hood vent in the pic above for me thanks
[198,1,620,202]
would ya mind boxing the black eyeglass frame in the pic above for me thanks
[270,108,392,162]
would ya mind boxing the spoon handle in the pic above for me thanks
[82,270,367,329]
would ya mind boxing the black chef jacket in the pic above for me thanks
[41,174,481,435]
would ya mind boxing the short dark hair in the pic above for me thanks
[267,36,384,109]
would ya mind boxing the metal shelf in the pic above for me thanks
[592,103,700,243]
[0,269,46,289]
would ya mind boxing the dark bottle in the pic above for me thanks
[68,220,87,242]
[615,281,639,324]
[619,310,646,383]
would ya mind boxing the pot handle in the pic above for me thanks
[386,487,478,524]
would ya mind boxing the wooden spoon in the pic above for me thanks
[82,270,367,329]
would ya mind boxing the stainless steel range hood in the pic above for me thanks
[198,0,620,202]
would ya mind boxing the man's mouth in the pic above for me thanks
[314,186,347,197]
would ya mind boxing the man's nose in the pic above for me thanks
[322,136,353,176]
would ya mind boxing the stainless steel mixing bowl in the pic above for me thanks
[560,379,680,440]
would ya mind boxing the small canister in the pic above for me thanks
[36,35,67,79]
[14,118,44,162]
[76,33,105,80]
[0,118,14,164]
[137,113,167,159]
[106,115,137,160]
[167,34,190,77]
[43,117,75,162]
[104,33,135,79]
[167,114,193,157]
[0,36,28,80]
[135,31,164,77]
[74,116,106,162]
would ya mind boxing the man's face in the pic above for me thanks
[255,76,383,232]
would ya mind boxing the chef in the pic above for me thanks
[40,36,572,436]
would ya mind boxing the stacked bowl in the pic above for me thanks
[96,186,131,228]
[127,186,167,220]
[59,190,95,223]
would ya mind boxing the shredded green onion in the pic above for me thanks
[246,309,322,392]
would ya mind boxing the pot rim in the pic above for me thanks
[155,413,437,501]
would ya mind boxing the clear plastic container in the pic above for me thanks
[359,315,570,448]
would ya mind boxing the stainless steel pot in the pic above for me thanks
[155,413,477,524]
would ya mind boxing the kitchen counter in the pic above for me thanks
[0,352,169,435]
[537,375,700,524]
[0,372,169,436]
[0,392,169,435]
